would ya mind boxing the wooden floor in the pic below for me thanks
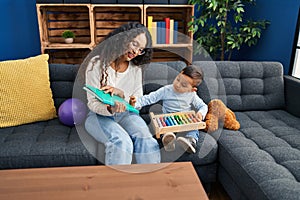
[208,182,231,200]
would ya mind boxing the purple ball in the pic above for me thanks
[58,98,87,127]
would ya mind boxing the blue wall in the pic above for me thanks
[0,0,41,61]
[0,0,299,74]
[233,0,300,74]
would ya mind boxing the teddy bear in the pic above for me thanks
[204,99,240,133]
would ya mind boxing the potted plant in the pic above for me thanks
[62,30,75,44]
[188,0,270,60]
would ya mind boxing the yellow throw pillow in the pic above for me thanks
[0,54,57,128]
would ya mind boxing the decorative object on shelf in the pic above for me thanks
[188,0,270,61]
[62,30,75,44]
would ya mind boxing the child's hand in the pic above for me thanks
[196,112,203,121]
[129,96,136,106]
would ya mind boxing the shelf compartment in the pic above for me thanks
[37,4,92,50]
[92,4,143,44]
[144,4,194,45]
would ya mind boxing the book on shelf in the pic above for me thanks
[164,17,170,44]
[170,19,174,44]
[157,21,166,44]
[156,21,161,44]
[173,21,178,44]
[147,17,179,45]
[152,21,157,45]
[161,21,166,44]
[147,16,153,40]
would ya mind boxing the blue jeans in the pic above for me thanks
[85,111,161,165]
[185,130,199,141]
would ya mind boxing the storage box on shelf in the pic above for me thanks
[36,4,194,64]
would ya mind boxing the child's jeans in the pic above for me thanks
[185,130,199,141]
[85,111,161,165]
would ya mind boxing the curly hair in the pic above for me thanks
[80,22,153,87]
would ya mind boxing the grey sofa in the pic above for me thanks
[0,61,218,191]
[1,60,299,199]
[193,61,300,200]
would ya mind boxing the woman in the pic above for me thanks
[83,22,161,165]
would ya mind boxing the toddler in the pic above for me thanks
[131,65,207,153]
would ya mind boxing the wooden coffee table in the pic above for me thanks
[0,162,208,200]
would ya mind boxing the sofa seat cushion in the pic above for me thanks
[216,110,300,200]
[0,119,97,169]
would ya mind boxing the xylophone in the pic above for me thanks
[150,111,206,139]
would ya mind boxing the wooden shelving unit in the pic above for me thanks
[36,4,194,64]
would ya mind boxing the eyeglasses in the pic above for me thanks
[130,41,146,56]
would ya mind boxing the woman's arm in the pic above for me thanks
[85,56,113,116]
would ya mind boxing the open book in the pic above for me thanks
[83,84,139,114]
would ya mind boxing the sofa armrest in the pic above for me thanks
[284,75,300,117]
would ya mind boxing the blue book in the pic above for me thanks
[157,21,161,44]
[174,21,178,44]
[161,21,166,44]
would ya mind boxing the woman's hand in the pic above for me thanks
[107,101,127,114]
[101,85,125,98]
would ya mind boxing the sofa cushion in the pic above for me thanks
[216,110,300,199]
[194,61,285,111]
[143,61,186,85]
[49,64,80,109]
[0,119,97,169]
[0,54,57,127]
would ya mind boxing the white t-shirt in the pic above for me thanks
[85,55,143,116]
